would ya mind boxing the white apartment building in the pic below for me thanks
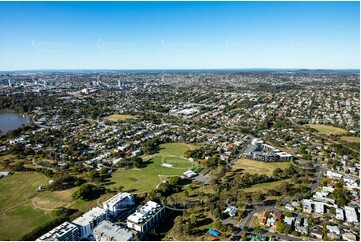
[127,201,165,233]
[103,192,134,217]
[72,207,107,239]
[36,222,80,241]
[93,221,134,241]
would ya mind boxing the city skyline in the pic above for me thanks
[0,1,360,71]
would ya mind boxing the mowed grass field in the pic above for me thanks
[341,136,360,143]
[0,172,52,240]
[107,143,193,192]
[234,158,291,177]
[305,124,348,135]
[0,172,112,240]
[34,187,77,209]
[243,179,292,193]
[104,114,135,121]
[158,143,192,156]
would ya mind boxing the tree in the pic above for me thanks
[331,182,351,207]
[51,207,78,217]
[99,167,108,175]
[169,176,181,186]
[284,224,293,234]
[241,234,248,241]
[2,159,10,169]
[273,168,283,178]
[212,208,221,219]
[72,183,97,200]
[276,221,285,233]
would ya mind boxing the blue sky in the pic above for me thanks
[0,1,359,70]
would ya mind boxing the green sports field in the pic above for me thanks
[0,172,52,240]
[158,143,192,156]
[305,124,348,135]
[103,114,135,121]
[107,143,194,192]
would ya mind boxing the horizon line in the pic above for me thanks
[1,67,360,72]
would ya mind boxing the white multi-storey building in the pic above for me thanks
[72,207,107,239]
[93,221,134,241]
[103,192,134,217]
[36,222,80,241]
[127,201,165,233]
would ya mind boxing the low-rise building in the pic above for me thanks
[342,232,357,241]
[285,203,295,211]
[259,211,268,225]
[344,206,359,223]
[284,216,295,226]
[72,207,107,239]
[335,207,344,221]
[224,206,237,217]
[303,199,313,213]
[36,222,80,241]
[310,226,323,239]
[127,201,165,233]
[314,202,325,214]
[93,221,134,241]
[326,225,340,240]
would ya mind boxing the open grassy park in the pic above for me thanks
[243,178,292,193]
[305,124,348,135]
[106,143,193,192]
[0,172,51,240]
[233,158,291,177]
[0,172,111,240]
[103,114,135,121]
[341,136,360,143]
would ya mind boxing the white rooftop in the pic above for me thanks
[127,201,161,224]
[72,207,106,226]
[103,192,133,208]
[36,222,78,241]
[94,221,133,241]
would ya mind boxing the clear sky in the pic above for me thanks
[0,1,359,70]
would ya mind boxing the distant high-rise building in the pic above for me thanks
[8,79,16,87]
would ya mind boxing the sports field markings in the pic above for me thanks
[160,156,193,170]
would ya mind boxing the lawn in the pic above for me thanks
[107,156,192,192]
[103,114,135,121]
[107,143,194,192]
[305,124,348,135]
[0,172,48,211]
[158,143,191,157]
[249,214,261,227]
[243,179,292,193]
[0,203,51,240]
[34,187,77,209]
[234,158,291,177]
[341,136,360,143]
[0,172,51,240]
